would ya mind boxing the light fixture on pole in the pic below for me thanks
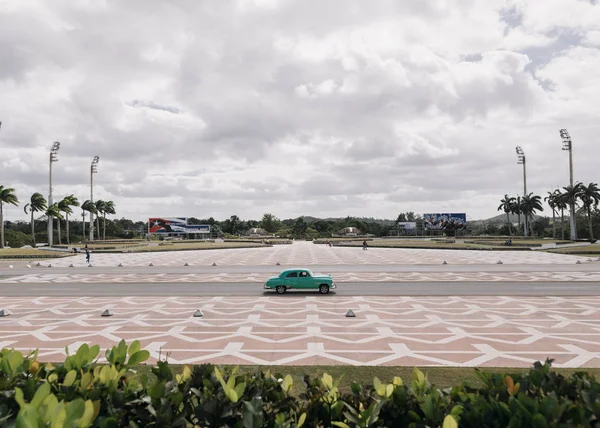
[89,155,99,241]
[559,129,576,240]
[515,146,528,237]
[48,142,60,246]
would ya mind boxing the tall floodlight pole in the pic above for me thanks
[48,142,60,246]
[560,129,576,240]
[89,156,99,241]
[516,146,527,237]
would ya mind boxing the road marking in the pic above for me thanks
[31,288,80,291]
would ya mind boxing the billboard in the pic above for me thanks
[423,213,467,230]
[148,217,211,234]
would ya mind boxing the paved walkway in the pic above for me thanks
[1,296,600,367]
[13,242,591,268]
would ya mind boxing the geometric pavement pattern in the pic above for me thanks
[4,271,600,284]
[25,242,591,268]
[2,295,600,368]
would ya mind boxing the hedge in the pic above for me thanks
[1,341,599,427]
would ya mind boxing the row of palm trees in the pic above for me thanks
[497,193,544,237]
[0,184,116,249]
[498,181,600,240]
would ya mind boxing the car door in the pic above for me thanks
[296,270,314,289]
[284,271,298,288]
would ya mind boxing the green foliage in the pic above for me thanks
[2,343,600,427]
[3,229,32,248]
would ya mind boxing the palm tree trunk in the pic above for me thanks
[588,206,594,241]
[96,217,101,241]
[506,212,511,236]
[31,210,36,246]
[524,215,528,238]
[57,218,62,245]
[66,214,70,245]
[0,203,4,249]
[103,213,106,241]
[552,209,556,239]
[570,203,577,240]
[82,213,86,241]
[561,209,565,240]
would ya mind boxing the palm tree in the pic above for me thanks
[81,200,97,241]
[0,185,19,249]
[562,182,584,240]
[554,190,568,240]
[497,194,516,236]
[24,193,47,247]
[45,203,63,244]
[580,182,600,241]
[510,196,522,235]
[94,200,106,240]
[520,193,544,237]
[544,190,559,239]
[58,195,80,246]
[101,200,116,240]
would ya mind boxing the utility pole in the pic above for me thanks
[89,156,99,241]
[560,129,576,240]
[48,142,60,246]
[516,146,527,237]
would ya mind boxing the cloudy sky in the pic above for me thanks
[1,0,599,223]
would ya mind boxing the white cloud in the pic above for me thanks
[1,0,599,222]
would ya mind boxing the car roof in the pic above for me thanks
[280,268,312,274]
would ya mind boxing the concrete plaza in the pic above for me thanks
[1,241,600,367]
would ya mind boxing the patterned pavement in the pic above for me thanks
[25,243,589,268]
[1,296,600,367]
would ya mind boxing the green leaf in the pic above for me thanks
[64,399,86,427]
[99,417,119,428]
[15,405,39,428]
[31,382,50,409]
[234,382,246,401]
[149,382,166,400]
[393,376,403,386]
[128,340,141,357]
[78,400,96,428]
[532,413,548,428]
[15,387,25,408]
[373,377,385,396]
[443,415,458,428]
[281,374,293,393]
[226,386,239,403]
[8,350,24,373]
[127,350,150,366]
[385,383,394,398]
[116,340,127,364]
[88,345,100,362]
[63,370,77,387]
[75,343,89,367]
[80,372,93,390]
[298,413,307,428]
[322,373,333,390]
[332,423,350,428]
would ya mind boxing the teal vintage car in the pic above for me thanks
[264,268,337,294]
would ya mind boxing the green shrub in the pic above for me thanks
[1,341,599,427]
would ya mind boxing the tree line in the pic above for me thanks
[0,185,116,249]
[498,182,600,240]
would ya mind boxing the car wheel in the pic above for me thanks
[276,286,286,294]
[319,284,329,294]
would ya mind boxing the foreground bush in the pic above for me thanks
[1,341,599,427]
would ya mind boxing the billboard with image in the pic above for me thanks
[423,213,467,230]
[148,217,210,234]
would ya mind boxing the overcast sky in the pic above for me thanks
[1,0,599,223]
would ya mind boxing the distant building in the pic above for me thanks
[336,227,361,237]
[246,227,269,237]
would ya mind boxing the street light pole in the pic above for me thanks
[516,146,527,237]
[48,142,60,246]
[89,156,99,241]
[560,129,576,240]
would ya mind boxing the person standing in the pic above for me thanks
[85,248,90,264]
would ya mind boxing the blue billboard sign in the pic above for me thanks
[423,213,467,230]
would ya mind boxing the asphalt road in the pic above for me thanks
[0,281,599,296]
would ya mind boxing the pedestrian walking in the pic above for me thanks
[362,240,368,251]
[85,249,90,264]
